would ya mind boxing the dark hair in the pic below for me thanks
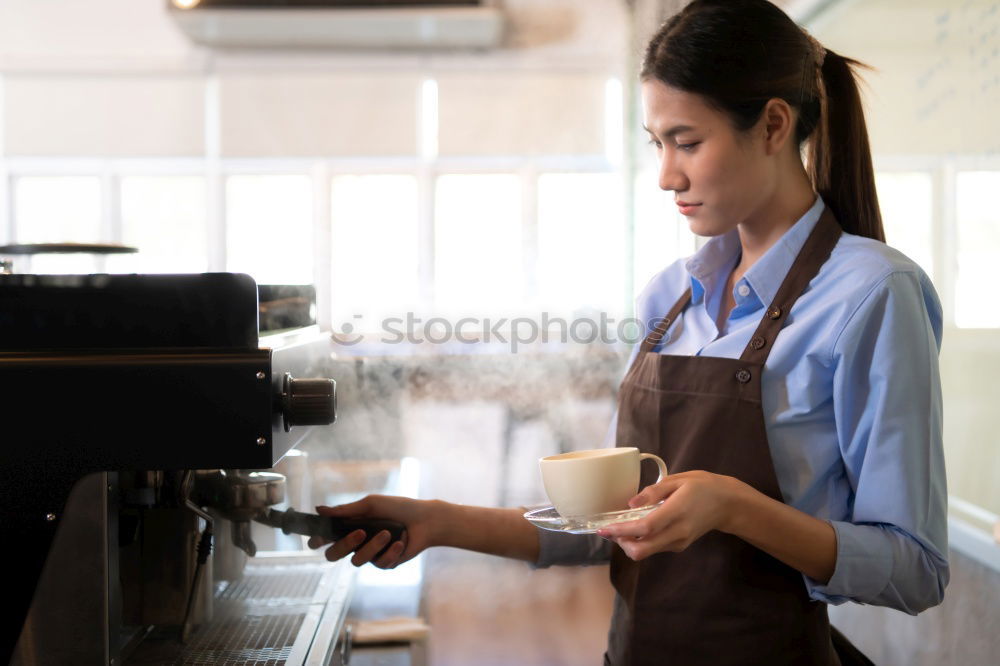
[641,0,884,242]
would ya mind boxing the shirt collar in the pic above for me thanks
[685,225,740,304]
[684,195,826,308]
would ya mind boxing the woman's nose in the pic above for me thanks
[658,154,688,192]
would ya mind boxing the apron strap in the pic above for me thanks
[634,205,841,364]
[739,207,842,365]
[638,287,692,356]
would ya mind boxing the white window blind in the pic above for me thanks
[3,75,205,157]
[219,73,420,157]
[437,72,607,156]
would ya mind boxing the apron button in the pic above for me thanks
[750,336,766,350]
[767,306,782,320]
[735,369,752,383]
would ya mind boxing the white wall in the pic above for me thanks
[0,0,630,69]
[0,0,196,68]
[0,0,629,159]
[816,0,1000,156]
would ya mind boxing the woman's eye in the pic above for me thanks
[676,142,700,152]
[647,138,663,149]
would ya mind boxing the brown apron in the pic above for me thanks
[606,208,869,666]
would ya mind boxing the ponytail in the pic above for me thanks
[807,52,885,242]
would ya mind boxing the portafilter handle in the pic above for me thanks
[256,507,406,559]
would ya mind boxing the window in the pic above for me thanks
[108,176,208,274]
[13,176,102,274]
[633,168,697,300]
[331,174,420,321]
[955,171,1000,328]
[226,175,313,285]
[537,172,625,314]
[434,174,523,316]
[875,172,934,279]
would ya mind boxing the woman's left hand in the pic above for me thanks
[596,471,749,561]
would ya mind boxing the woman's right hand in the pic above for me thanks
[308,495,441,570]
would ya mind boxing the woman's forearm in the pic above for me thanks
[721,482,837,583]
[431,501,540,563]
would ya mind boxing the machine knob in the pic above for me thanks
[282,373,336,432]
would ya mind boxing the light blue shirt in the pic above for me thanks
[535,196,949,615]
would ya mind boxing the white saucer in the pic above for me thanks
[523,503,662,535]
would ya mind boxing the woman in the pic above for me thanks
[311,1,949,663]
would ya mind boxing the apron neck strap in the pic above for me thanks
[639,287,692,355]
[635,206,842,362]
[739,206,842,364]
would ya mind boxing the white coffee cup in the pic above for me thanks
[539,447,668,518]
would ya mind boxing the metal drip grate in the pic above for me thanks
[219,564,325,606]
[173,610,304,665]
[129,558,344,666]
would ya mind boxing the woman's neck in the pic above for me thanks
[734,177,817,276]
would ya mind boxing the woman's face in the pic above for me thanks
[641,78,775,237]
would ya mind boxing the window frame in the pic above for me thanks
[5,154,998,328]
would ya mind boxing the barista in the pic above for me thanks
[310,1,949,663]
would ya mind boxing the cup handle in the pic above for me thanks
[640,453,668,484]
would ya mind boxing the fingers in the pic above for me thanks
[310,496,411,569]
[599,499,675,539]
[628,474,685,508]
[599,529,667,562]
[599,516,693,561]
[317,528,406,569]
[321,529,368,562]
[598,517,653,540]
[350,530,394,567]
[316,496,374,518]
[307,535,328,549]
[311,496,376,552]
[614,536,656,562]
[373,540,407,569]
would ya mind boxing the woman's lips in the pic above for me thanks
[676,201,701,215]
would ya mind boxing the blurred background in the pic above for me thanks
[0,1,997,664]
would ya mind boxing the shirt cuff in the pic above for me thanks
[533,527,613,569]
[803,520,893,604]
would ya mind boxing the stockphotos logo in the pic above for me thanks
[332,313,654,352]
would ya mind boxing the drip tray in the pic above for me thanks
[128,555,354,666]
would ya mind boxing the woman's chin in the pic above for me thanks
[686,218,727,238]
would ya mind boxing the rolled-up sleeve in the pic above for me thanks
[805,270,949,614]
[534,528,613,568]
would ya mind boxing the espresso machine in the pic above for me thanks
[0,271,392,665]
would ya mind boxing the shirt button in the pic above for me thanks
[767,306,782,320]
[737,284,750,297]
[750,336,766,350]
[735,369,752,383]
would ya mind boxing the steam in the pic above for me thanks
[301,344,627,509]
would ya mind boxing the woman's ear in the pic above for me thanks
[761,98,795,156]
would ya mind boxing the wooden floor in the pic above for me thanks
[423,549,616,666]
